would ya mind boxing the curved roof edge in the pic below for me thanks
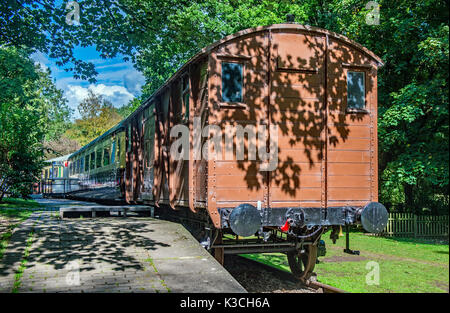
[139,23,384,109]
[204,24,384,66]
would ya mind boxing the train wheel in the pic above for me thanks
[287,244,318,281]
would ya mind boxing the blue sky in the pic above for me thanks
[32,45,146,120]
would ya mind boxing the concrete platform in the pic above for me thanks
[0,203,246,293]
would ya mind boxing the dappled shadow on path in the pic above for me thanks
[0,214,170,277]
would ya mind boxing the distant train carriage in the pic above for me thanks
[39,154,74,195]
[67,24,388,280]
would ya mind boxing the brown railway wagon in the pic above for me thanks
[69,23,388,280]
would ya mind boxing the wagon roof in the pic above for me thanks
[138,23,384,109]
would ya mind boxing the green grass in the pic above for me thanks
[0,198,42,209]
[242,231,449,293]
[0,208,34,220]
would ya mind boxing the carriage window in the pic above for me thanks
[80,157,84,173]
[90,152,95,170]
[117,136,121,158]
[222,62,243,102]
[347,71,365,109]
[96,149,102,168]
[111,140,116,164]
[85,155,89,172]
[103,147,110,166]
[76,159,80,173]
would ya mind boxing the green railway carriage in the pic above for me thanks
[67,121,126,195]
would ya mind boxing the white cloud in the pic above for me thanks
[123,70,146,95]
[31,51,49,71]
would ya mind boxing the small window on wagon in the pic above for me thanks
[90,152,95,170]
[103,147,110,166]
[96,149,102,168]
[221,62,243,103]
[347,71,365,109]
[111,140,116,164]
[84,155,89,172]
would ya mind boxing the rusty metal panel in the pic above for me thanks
[153,97,164,204]
[269,29,326,208]
[192,61,209,205]
[326,37,378,205]
[209,31,269,218]
[169,73,190,208]
[142,103,155,200]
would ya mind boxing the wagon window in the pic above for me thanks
[85,155,89,172]
[90,152,95,170]
[103,147,110,166]
[80,157,84,173]
[222,62,243,103]
[111,140,116,164]
[96,149,102,168]
[117,136,121,158]
[347,71,365,109]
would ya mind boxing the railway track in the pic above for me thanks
[224,255,346,293]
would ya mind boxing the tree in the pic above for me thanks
[43,135,81,159]
[0,47,43,200]
[117,98,141,118]
[66,90,123,146]
[0,46,71,201]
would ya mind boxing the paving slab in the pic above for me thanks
[0,209,246,293]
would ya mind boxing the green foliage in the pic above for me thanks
[0,197,42,209]
[0,47,70,200]
[66,90,123,146]
[0,47,45,200]
[117,98,142,119]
